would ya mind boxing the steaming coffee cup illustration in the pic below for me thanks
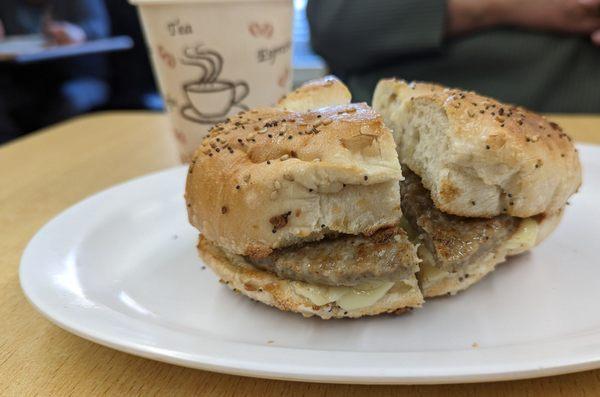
[181,45,249,123]
[184,81,248,118]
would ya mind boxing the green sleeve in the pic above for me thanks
[306,0,447,72]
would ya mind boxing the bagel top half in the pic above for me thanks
[186,77,403,258]
[373,79,581,218]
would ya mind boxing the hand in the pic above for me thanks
[573,0,600,44]
[499,0,600,43]
[447,0,600,45]
[44,21,87,45]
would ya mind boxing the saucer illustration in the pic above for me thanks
[180,44,250,124]
[181,103,248,124]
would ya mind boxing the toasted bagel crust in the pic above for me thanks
[373,79,581,218]
[420,209,564,297]
[186,79,402,257]
[198,235,424,319]
[277,75,351,112]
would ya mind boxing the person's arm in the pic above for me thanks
[50,0,110,41]
[446,0,506,36]
[307,0,450,72]
[308,0,600,73]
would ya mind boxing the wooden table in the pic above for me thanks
[1,112,599,396]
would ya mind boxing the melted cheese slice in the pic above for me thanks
[505,218,539,253]
[292,284,347,306]
[294,280,395,310]
[416,245,447,286]
[335,281,395,310]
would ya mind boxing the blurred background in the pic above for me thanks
[1,0,599,145]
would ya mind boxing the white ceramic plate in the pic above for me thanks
[20,144,600,384]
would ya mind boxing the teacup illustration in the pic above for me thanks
[181,44,249,123]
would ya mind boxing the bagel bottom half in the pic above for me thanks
[198,235,424,320]
[418,210,564,298]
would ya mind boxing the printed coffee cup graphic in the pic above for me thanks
[180,45,249,124]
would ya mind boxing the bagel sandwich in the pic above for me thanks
[186,77,424,319]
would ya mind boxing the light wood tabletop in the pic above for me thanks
[1,111,599,396]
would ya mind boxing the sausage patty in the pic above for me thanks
[400,167,521,272]
[248,226,420,287]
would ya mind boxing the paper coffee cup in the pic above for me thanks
[131,0,294,162]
